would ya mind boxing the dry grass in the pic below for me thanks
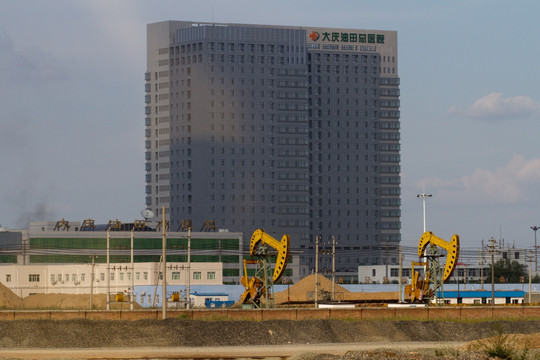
[465,333,540,350]
[463,330,539,360]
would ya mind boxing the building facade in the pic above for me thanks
[358,244,538,284]
[145,21,401,277]
[0,226,247,284]
[0,261,223,299]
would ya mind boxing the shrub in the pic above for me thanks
[476,323,531,360]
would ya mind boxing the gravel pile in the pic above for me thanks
[0,319,537,349]
[291,351,493,360]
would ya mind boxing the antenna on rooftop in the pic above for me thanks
[141,209,155,221]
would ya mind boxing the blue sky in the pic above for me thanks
[1,1,539,250]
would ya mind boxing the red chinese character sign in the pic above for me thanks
[308,30,385,44]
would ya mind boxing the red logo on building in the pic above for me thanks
[309,31,320,41]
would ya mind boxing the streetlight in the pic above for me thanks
[417,193,432,233]
[531,226,539,272]
[417,193,432,283]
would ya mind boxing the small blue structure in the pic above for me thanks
[436,290,524,305]
[190,292,234,308]
[205,299,235,308]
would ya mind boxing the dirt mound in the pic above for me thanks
[274,275,398,304]
[0,281,143,310]
[464,332,540,350]
[0,282,22,309]
[344,291,399,302]
[22,293,142,310]
[0,280,143,310]
[23,293,105,310]
[275,274,350,303]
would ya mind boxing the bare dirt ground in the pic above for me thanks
[1,281,538,359]
[0,319,537,359]
[0,342,469,360]
[0,319,538,348]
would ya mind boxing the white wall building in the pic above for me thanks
[359,244,538,285]
[0,262,222,298]
[189,292,231,308]
[357,264,423,284]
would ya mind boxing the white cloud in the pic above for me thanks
[416,155,540,204]
[447,92,540,120]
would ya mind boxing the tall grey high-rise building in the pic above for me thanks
[145,21,400,278]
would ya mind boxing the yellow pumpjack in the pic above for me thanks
[240,229,290,305]
[405,231,460,302]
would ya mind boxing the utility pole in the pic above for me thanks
[331,236,335,302]
[531,226,539,272]
[487,237,497,307]
[186,226,191,309]
[90,255,95,310]
[463,263,467,291]
[130,229,134,311]
[480,259,484,290]
[106,229,110,311]
[527,250,533,304]
[398,246,403,302]
[315,235,319,308]
[384,242,389,281]
[161,205,167,320]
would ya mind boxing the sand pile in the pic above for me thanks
[344,291,399,302]
[274,274,350,303]
[23,293,142,310]
[0,282,141,310]
[0,282,22,309]
[23,293,106,310]
[274,274,399,304]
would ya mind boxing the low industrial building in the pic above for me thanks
[358,243,538,285]
[436,290,525,305]
[189,292,234,308]
[0,221,301,302]
[0,262,223,299]
[357,264,421,284]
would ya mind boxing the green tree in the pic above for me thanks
[486,259,527,283]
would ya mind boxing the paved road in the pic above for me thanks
[0,342,467,359]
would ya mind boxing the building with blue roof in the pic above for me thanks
[436,289,524,305]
